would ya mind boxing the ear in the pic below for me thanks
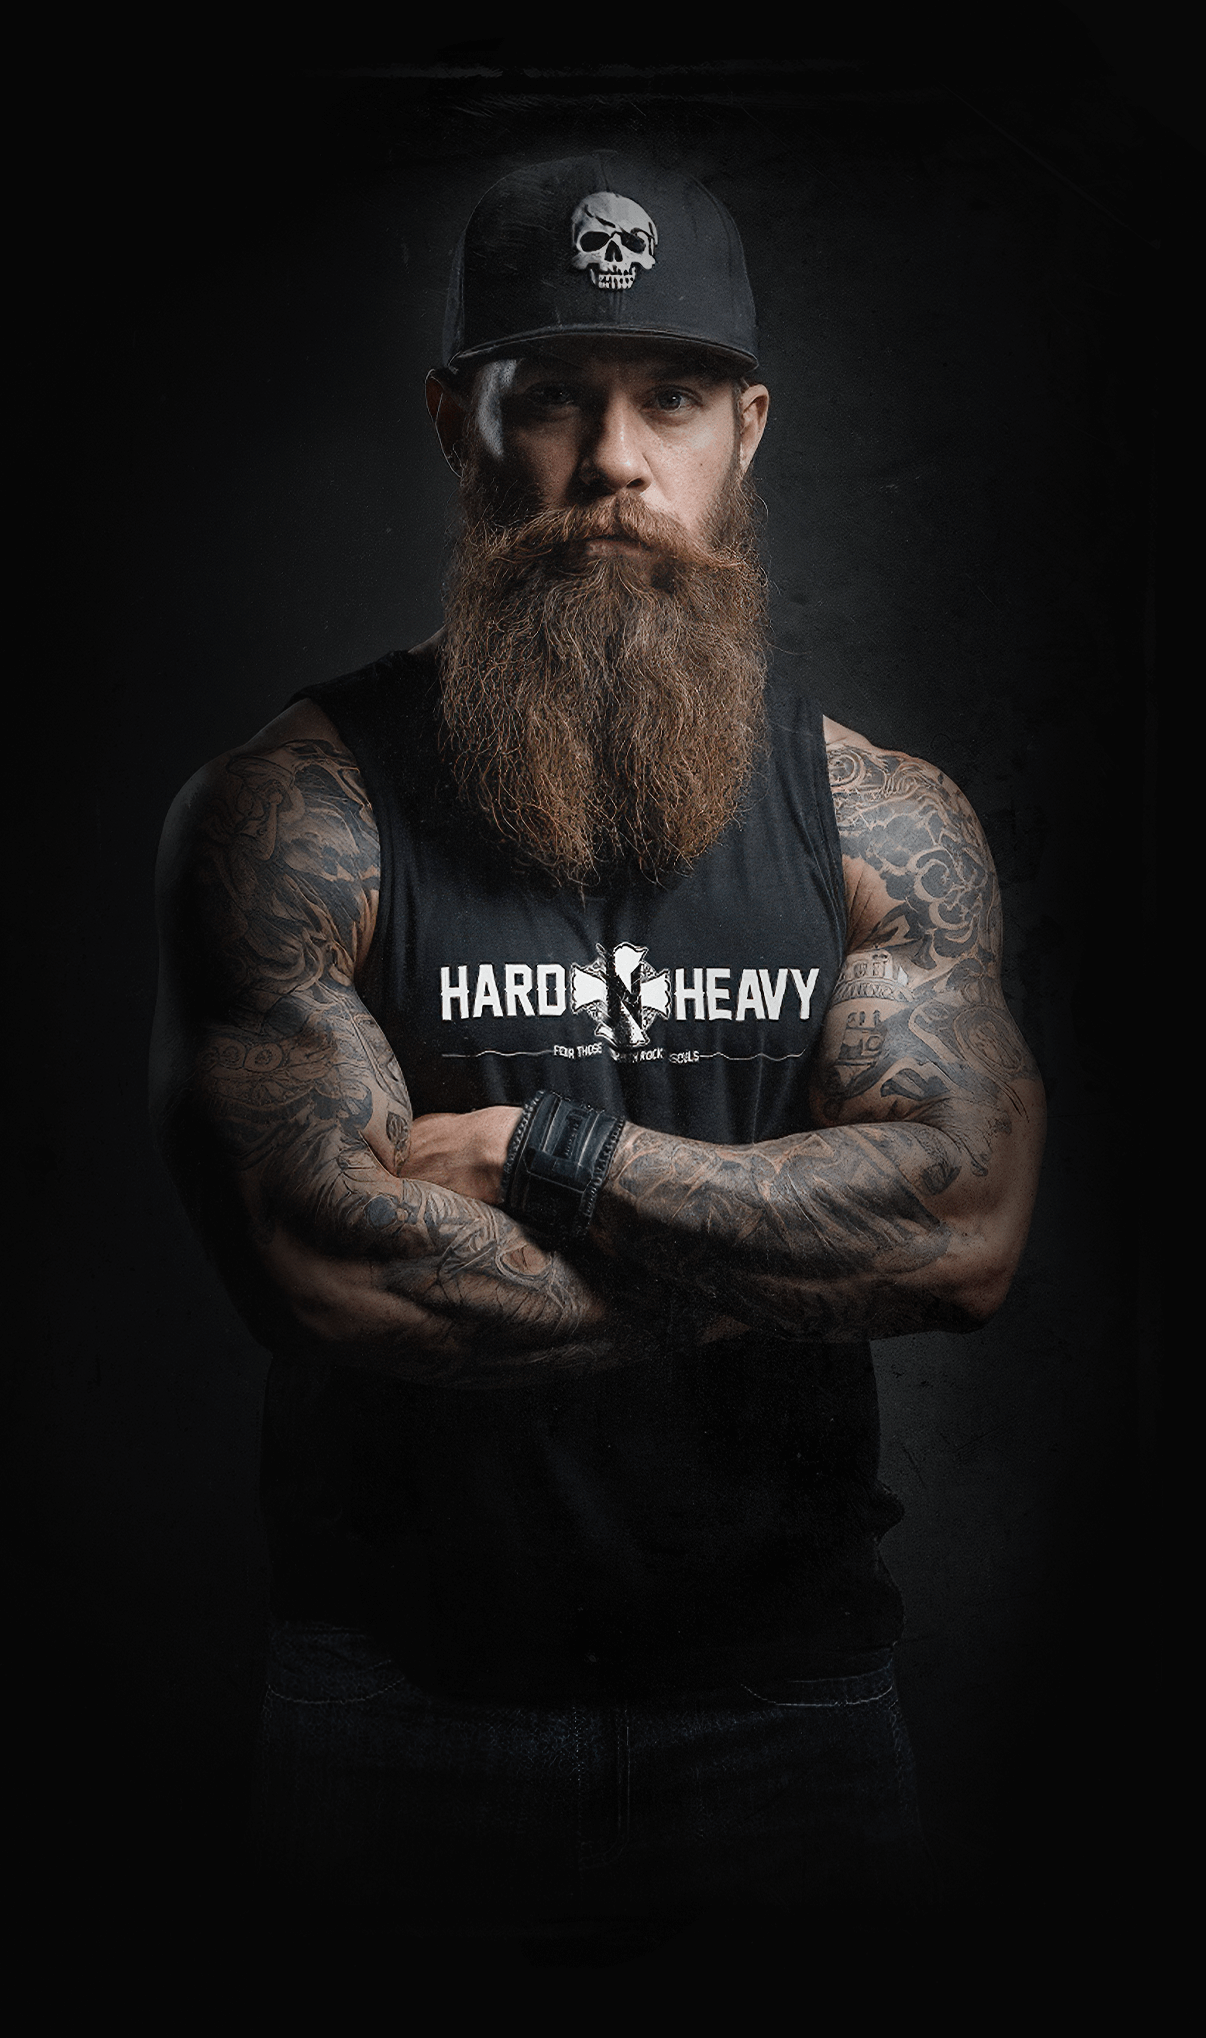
[736,383,770,473]
[425,372,469,475]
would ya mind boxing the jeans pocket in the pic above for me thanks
[265,1621,414,1704]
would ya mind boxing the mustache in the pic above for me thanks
[461,489,747,580]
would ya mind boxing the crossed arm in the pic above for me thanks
[151,710,1044,1383]
[584,742,1045,1339]
[152,720,636,1383]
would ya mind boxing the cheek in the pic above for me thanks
[672,440,738,526]
[507,435,579,508]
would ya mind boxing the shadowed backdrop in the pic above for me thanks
[23,22,1189,1983]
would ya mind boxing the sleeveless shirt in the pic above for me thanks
[262,646,905,1698]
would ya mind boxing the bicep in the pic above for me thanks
[152,732,409,1226]
[815,744,1045,1201]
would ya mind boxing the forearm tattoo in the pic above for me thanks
[593,746,1042,1340]
[158,739,630,1382]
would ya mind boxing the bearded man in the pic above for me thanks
[152,155,1044,1957]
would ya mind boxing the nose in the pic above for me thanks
[577,395,650,496]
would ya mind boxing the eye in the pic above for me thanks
[523,382,580,411]
[650,387,695,413]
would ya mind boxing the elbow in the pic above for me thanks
[284,1285,366,1346]
[942,1276,1010,1335]
[941,1109,1045,1333]
[940,1233,1022,1334]
[264,1230,423,1347]
[286,1273,412,1349]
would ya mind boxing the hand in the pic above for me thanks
[397,1106,523,1205]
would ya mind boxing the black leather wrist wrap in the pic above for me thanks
[499,1092,625,1242]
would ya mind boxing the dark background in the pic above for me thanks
[20,10,1191,1993]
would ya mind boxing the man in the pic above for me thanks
[152,154,1044,1955]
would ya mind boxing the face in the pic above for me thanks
[431,336,771,883]
[427,338,769,552]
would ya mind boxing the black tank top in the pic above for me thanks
[262,647,904,1696]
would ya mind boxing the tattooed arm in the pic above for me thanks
[581,732,1045,1339]
[150,705,673,1384]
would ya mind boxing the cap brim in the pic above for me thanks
[446,322,759,375]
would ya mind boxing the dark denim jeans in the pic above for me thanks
[252,1622,933,1955]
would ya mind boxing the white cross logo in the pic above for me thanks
[570,943,671,1048]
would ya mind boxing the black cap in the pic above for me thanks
[442,153,759,377]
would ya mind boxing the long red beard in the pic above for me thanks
[437,464,770,886]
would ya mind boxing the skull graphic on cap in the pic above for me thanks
[570,192,658,291]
